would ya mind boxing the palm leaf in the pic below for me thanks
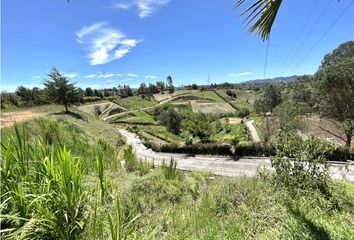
[234,0,283,40]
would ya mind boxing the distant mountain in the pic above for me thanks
[241,75,299,84]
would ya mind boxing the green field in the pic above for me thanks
[191,90,225,102]
[113,96,157,110]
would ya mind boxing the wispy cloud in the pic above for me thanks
[145,75,157,79]
[229,72,254,77]
[84,74,99,78]
[64,73,79,78]
[113,0,170,18]
[76,22,141,65]
[127,73,138,77]
[84,73,131,78]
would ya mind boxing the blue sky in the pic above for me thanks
[2,0,354,91]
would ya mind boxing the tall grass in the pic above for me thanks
[163,158,179,180]
[1,123,85,239]
[123,145,136,172]
[96,149,105,204]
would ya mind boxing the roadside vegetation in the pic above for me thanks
[1,116,354,239]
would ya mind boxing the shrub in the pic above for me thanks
[226,89,237,98]
[94,105,102,116]
[271,132,334,195]
[236,108,250,118]
[144,141,274,157]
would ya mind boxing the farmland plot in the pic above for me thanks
[191,101,236,115]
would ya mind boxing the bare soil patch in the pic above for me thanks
[1,111,47,128]
[227,117,243,125]
[302,115,353,146]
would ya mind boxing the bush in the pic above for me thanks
[271,132,333,195]
[144,141,274,157]
[328,147,354,161]
[94,105,102,116]
[226,89,237,98]
[236,108,250,118]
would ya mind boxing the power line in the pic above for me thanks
[289,0,354,75]
[263,37,270,79]
[279,0,320,73]
[281,0,332,75]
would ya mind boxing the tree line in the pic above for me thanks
[253,41,354,148]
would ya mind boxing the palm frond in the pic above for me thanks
[234,0,282,40]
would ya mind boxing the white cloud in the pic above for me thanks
[32,76,41,80]
[64,73,79,78]
[113,2,130,9]
[76,22,141,65]
[113,0,170,18]
[229,72,254,77]
[127,73,138,77]
[145,75,157,79]
[84,73,127,78]
[84,74,98,78]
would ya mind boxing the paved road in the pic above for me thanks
[119,129,354,181]
[246,120,261,143]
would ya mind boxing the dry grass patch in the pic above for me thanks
[191,101,235,115]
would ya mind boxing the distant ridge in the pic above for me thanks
[241,75,299,84]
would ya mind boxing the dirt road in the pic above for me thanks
[119,129,354,181]
[246,120,261,142]
[1,111,47,128]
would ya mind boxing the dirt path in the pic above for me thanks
[1,111,47,128]
[246,120,261,143]
[120,129,354,181]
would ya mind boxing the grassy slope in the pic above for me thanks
[216,89,259,111]
[114,96,157,110]
[2,107,354,239]
[117,110,158,125]
[4,104,126,147]
[191,90,225,102]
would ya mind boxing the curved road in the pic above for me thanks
[119,129,354,181]
[246,120,261,142]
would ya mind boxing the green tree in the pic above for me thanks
[316,57,354,148]
[156,81,165,93]
[165,108,182,135]
[85,87,94,96]
[183,112,212,142]
[223,125,248,154]
[320,41,354,69]
[44,67,80,113]
[254,84,282,113]
[166,75,175,94]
